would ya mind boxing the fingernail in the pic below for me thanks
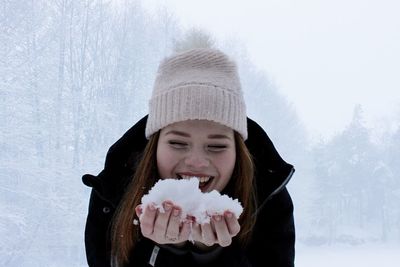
[136,206,143,214]
[225,212,233,218]
[173,208,180,216]
[214,215,222,221]
[185,216,194,224]
[149,204,156,211]
[164,202,172,211]
[191,216,197,223]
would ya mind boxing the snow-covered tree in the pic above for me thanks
[311,105,392,244]
[0,0,179,265]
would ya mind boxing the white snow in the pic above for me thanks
[140,177,243,223]
[296,243,400,267]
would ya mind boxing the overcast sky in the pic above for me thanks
[143,0,400,140]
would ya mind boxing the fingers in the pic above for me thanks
[165,207,181,242]
[203,222,218,246]
[139,203,158,236]
[138,201,189,245]
[191,222,202,241]
[179,219,192,241]
[137,204,241,247]
[192,221,216,246]
[224,211,241,236]
[153,201,173,239]
[191,212,241,248]
[135,205,143,217]
[212,215,232,247]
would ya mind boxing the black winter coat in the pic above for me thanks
[82,116,295,267]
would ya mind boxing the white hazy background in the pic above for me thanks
[1,0,399,266]
[144,0,400,140]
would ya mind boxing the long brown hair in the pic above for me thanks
[110,131,256,266]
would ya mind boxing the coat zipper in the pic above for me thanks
[253,166,295,217]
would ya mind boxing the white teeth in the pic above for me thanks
[199,176,210,183]
[180,175,211,183]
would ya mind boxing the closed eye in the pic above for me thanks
[168,141,187,149]
[208,145,228,152]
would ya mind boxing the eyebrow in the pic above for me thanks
[165,130,190,137]
[164,130,232,140]
[207,134,232,140]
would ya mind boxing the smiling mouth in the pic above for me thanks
[177,174,214,191]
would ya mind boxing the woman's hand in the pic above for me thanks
[191,211,240,248]
[136,203,240,248]
[135,201,191,246]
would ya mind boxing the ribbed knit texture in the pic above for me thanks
[145,48,247,140]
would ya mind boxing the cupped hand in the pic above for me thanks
[135,201,191,245]
[191,211,241,248]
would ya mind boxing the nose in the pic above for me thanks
[184,151,210,169]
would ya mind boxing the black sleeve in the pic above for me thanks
[84,188,114,267]
[247,187,295,267]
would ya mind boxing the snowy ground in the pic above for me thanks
[296,244,400,267]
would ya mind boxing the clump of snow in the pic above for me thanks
[140,177,243,224]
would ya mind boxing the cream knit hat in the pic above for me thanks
[145,48,247,140]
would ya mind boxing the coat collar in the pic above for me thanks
[245,118,295,210]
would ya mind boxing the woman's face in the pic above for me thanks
[157,120,236,192]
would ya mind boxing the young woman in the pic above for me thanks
[83,48,295,267]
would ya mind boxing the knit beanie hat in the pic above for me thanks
[145,48,247,140]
